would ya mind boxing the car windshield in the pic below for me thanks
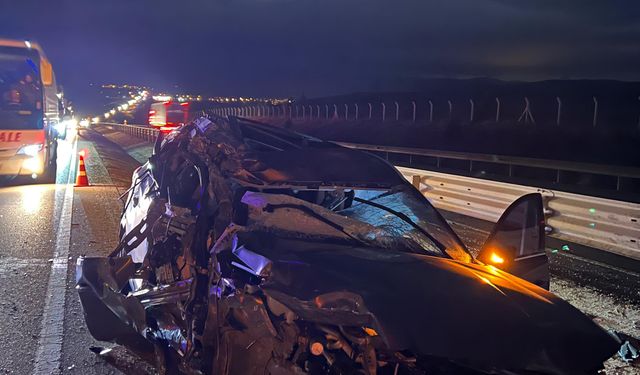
[242,186,472,262]
[342,186,472,262]
[0,47,43,129]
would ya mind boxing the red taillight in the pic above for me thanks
[8,89,20,103]
[180,102,189,107]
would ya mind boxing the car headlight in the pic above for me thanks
[18,143,44,157]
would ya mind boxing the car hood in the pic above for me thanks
[254,239,619,374]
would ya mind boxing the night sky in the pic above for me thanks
[1,0,638,100]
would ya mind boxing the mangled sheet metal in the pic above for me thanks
[77,116,625,374]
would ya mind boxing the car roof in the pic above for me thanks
[230,117,407,188]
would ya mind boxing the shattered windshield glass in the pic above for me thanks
[343,186,472,262]
[242,186,472,262]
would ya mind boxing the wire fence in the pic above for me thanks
[208,95,640,132]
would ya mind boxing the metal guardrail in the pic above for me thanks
[98,121,640,260]
[335,142,640,203]
[336,142,640,180]
[97,122,159,143]
[399,167,640,261]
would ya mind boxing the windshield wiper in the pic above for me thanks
[352,197,448,256]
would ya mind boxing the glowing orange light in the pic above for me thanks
[363,327,378,336]
[490,253,505,265]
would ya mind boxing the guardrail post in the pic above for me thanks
[428,100,433,123]
[316,105,321,119]
[355,103,359,120]
[333,104,338,119]
[302,105,306,120]
[382,103,386,122]
[368,103,372,119]
[556,97,562,126]
[295,105,299,119]
[325,104,329,119]
[308,105,312,120]
[289,105,293,119]
[495,97,500,122]
[345,104,349,120]
[395,101,399,121]
[592,96,598,128]
[447,100,452,120]
[469,99,474,122]
[411,101,416,122]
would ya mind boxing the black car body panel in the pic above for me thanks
[76,116,620,375]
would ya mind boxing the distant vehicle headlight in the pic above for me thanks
[55,122,67,134]
[18,143,44,157]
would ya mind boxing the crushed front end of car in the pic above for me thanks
[77,116,621,375]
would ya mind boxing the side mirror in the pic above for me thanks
[477,193,550,289]
[40,58,53,86]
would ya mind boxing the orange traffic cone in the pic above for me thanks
[75,152,89,187]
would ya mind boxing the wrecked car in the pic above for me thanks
[76,116,620,374]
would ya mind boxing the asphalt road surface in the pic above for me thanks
[0,125,638,374]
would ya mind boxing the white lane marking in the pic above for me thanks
[33,137,77,375]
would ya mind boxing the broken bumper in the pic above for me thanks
[75,256,153,354]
